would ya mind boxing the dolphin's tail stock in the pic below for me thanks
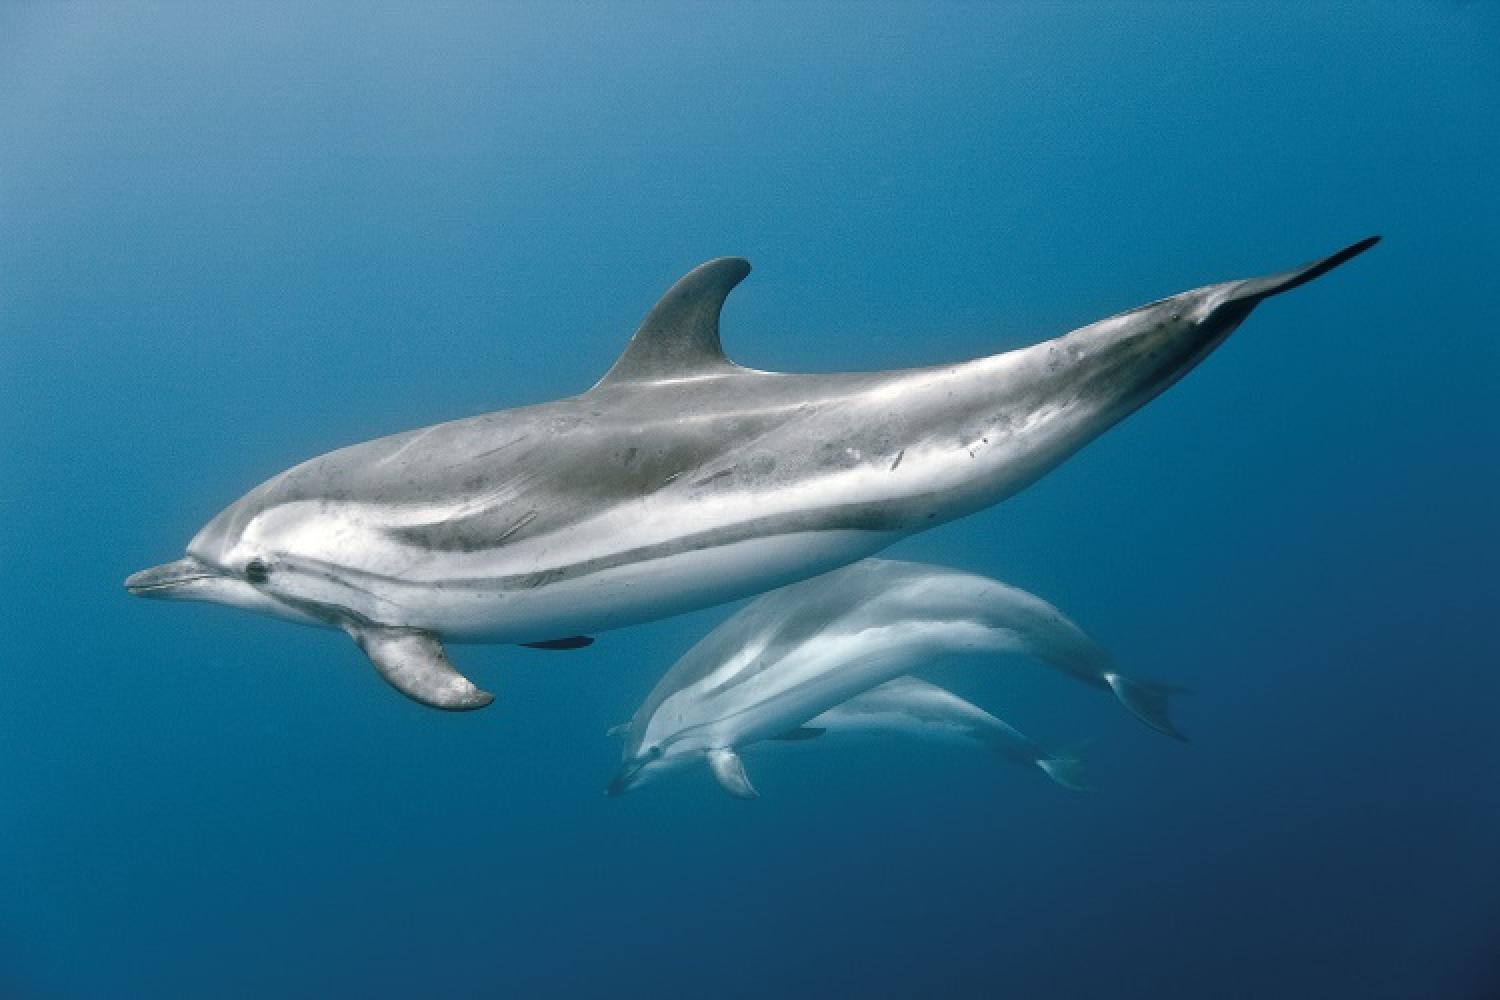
[1104,672,1189,741]
[1036,744,1092,791]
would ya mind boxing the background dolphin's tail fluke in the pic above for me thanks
[1036,746,1091,791]
[1104,672,1189,741]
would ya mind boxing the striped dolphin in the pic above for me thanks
[805,676,1089,792]
[125,238,1377,710]
[613,674,1091,796]
[607,559,1132,799]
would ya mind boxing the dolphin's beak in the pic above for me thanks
[125,556,217,598]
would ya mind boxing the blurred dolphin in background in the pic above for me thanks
[608,559,1169,799]
[126,239,1374,710]
[609,674,1087,795]
[804,676,1090,791]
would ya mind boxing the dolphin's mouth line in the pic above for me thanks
[125,575,214,595]
[124,557,220,597]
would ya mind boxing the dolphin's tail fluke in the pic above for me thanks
[1037,746,1092,791]
[1228,235,1381,306]
[1104,672,1189,741]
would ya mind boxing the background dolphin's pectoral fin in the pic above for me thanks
[521,636,595,650]
[344,624,495,711]
[769,726,826,741]
[706,748,758,799]
[592,257,754,387]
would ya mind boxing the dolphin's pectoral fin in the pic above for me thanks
[521,636,595,650]
[344,624,494,711]
[769,726,826,741]
[606,722,630,739]
[706,748,758,799]
[592,257,755,387]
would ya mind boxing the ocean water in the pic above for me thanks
[2,4,1497,997]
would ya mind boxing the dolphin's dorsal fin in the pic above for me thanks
[592,257,752,388]
[706,748,758,799]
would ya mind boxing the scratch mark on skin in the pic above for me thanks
[889,449,904,471]
[466,435,530,464]
[494,508,539,544]
[377,426,440,467]
[690,468,734,488]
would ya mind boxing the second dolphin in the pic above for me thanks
[609,559,1172,798]
[805,676,1090,791]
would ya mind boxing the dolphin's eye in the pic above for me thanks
[648,745,664,759]
[244,559,270,584]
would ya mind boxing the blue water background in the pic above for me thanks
[2,4,1498,997]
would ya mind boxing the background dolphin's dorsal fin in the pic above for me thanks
[592,257,752,388]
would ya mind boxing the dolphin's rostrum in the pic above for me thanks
[126,238,1378,709]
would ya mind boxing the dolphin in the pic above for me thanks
[607,559,1149,799]
[606,675,1088,794]
[126,238,1377,710]
[803,677,1090,791]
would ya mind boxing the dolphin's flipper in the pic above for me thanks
[344,624,495,711]
[521,636,595,650]
[706,748,758,799]
[594,257,753,387]
[1104,672,1188,741]
[606,722,630,738]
